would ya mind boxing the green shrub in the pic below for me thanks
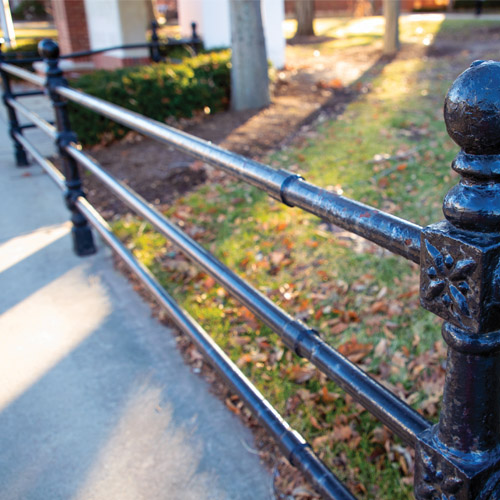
[12,0,50,21]
[69,51,231,145]
[3,41,39,55]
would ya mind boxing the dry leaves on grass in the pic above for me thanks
[337,336,373,363]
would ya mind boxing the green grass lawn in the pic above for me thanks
[284,14,500,53]
[111,18,497,499]
[7,27,58,39]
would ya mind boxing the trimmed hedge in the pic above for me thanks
[69,51,231,145]
[3,40,41,62]
[2,40,46,73]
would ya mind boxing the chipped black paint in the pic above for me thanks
[417,60,500,498]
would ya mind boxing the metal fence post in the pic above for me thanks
[0,39,29,166]
[190,22,200,55]
[38,39,96,257]
[415,60,500,498]
[150,20,161,63]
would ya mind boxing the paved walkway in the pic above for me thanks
[0,93,273,499]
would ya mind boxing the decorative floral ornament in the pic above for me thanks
[423,240,476,321]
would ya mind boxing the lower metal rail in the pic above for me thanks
[65,143,430,446]
[8,97,57,139]
[18,132,356,500]
[55,84,422,263]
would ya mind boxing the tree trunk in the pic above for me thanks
[229,0,270,111]
[294,0,315,37]
[383,0,400,55]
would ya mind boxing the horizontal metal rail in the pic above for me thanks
[0,61,421,261]
[66,143,431,446]
[59,39,197,60]
[7,97,57,138]
[18,123,37,130]
[13,132,65,189]
[283,182,421,262]
[56,85,422,263]
[76,198,357,500]
[19,133,356,500]
[59,42,155,60]
[1,56,42,64]
[0,37,200,65]
[12,89,45,98]
[0,62,44,86]
[3,50,38,59]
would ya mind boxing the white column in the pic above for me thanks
[178,0,285,69]
[83,0,150,61]
[0,0,16,49]
[262,0,285,70]
[178,0,205,43]
[202,0,230,49]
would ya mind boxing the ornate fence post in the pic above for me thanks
[190,22,200,55]
[150,20,161,63]
[0,39,29,166]
[416,60,500,498]
[38,39,96,256]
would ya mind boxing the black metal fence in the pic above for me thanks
[0,21,200,66]
[1,38,499,499]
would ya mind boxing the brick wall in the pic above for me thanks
[51,0,90,55]
[156,0,178,17]
[92,53,151,69]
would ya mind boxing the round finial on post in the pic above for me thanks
[151,20,159,39]
[38,39,60,60]
[442,60,500,232]
[191,22,199,40]
[38,39,64,82]
[444,60,500,155]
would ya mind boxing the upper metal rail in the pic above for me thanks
[0,43,154,64]
[0,22,200,65]
[53,83,422,262]
[0,62,44,86]
[0,60,421,262]
[58,37,199,60]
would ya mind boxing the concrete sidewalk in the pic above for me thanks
[0,94,273,499]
